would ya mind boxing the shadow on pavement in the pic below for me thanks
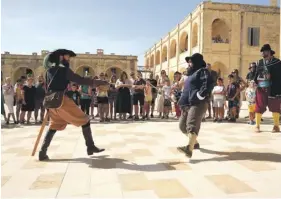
[1,124,24,129]
[90,119,178,124]
[203,118,274,125]
[192,148,281,163]
[47,155,184,171]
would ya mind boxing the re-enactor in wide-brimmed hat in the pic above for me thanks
[177,53,213,159]
[38,49,108,161]
[254,44,281,133]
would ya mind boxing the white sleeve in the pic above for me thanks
[14,84,17,92]
[115,79,122,87]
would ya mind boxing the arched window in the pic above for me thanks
[162,46,168,62]
[212,19,230,43]
[170,40,177,58]
[192,23,198,48]
[155,50,160,65]
[180,32,188,53]
[212,62,227,80]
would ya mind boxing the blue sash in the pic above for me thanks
[258,80,270,88]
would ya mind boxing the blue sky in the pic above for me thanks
[1,0,274,65]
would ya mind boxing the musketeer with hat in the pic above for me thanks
[177,53,213,158]
[254,44,281,133]
[38,49,108,161]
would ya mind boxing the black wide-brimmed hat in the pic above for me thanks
[48,49,76,63]
[185,53,206,67]
[260,44,275,55]
[185,53,204,63]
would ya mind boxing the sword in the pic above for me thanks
[31,111,49,156]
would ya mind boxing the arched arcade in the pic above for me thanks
[75,66,95,77]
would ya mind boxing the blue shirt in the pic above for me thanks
[80,85,91,99]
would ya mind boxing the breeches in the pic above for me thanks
[255,88,268,114]
[255,88,281,114]
[179,102,208,136]
[49,96,89,131]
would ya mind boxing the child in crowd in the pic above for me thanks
[212,77,226,122]
[245,80,256,125]
[15,79,24,123]
[90,87,96,119]
[226,74,240,122]
[162,79,172,119]
[97,73,110,122]
[66,83,81,106]
[108,75,118,120]
[91,76,99,118]
[144,79,152,120]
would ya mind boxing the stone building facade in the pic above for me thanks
[1,49,138,84]
[144,1,280,80]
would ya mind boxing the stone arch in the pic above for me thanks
[35,66,46,78]
[75,65,95,77]
[212,62,227,80]
[212,18,230,43]
[170,40,177,58]
[155,50,160,65]
[192,23,198,48]
[104,66,124,79]
[180,32,189,53]
[13,66,34,84]
[150,54,155,67]
[162,45,168,62]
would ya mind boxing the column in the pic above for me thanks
[167,32,171,75]
[160,39,163,71]
[176,24,180,71]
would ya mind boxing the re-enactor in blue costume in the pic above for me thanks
[177,53,213,158]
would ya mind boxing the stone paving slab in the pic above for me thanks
[1,106,281,198]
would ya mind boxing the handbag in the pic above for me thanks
[43,68,64,109]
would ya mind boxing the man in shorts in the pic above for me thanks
[147,73,157,118]
[132,71,146,120]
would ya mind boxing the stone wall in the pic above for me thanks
[1,52,138,84]
[145,1,280,79]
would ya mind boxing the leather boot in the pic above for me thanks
[82,123,105,155]
[38,129,56,161]
[186,139,200,150]
[185,133,198,158]
[177,140,200,155]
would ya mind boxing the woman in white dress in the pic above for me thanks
[156,70,169,117]
[2,77,16,124]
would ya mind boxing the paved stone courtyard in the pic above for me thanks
[1,106,281,198]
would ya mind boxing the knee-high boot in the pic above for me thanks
[38,129,56,161]
[82,122,105,155]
